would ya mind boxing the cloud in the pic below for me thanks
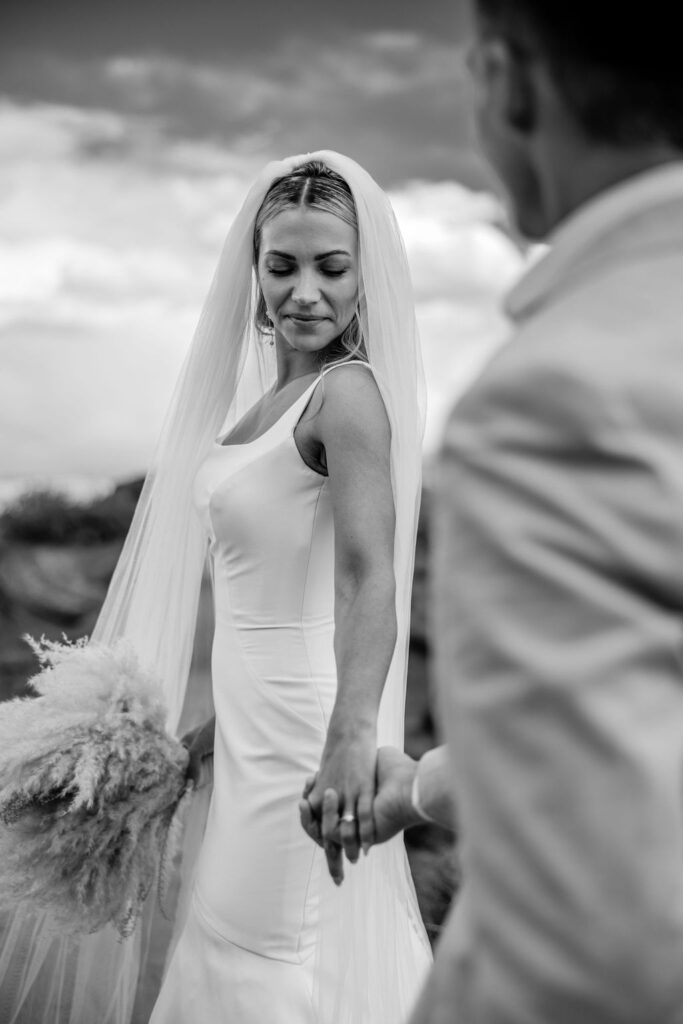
[0,95,523,490]
[390,180,522,451]
[0,99,263,479]
[0,31,490,187]
[104,35,486,185]
[392,181,519,301]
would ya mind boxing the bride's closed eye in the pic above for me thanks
[266,261,294,276]
[265,265,348,278]
[319,264,348,277]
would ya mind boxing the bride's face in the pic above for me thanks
[257,207,359,355]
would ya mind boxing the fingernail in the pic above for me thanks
[362,843,369,856]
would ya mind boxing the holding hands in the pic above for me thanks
[300,745,426,884]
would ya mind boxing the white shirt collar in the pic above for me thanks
[505,161,683,323]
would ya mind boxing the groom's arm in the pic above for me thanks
[409,746,456,831]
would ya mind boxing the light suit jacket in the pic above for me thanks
[427,164,683,1024]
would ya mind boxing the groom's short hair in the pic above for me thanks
[474,0,683,150]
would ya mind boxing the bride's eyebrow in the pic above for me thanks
[266,249,352,259]
[315,250,351,260]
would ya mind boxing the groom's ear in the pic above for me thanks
[477,35,538,138]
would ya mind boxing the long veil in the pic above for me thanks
[0,151,430,1023]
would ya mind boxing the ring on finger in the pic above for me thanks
[340,813,357,824]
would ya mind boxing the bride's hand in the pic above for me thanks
[306,726,377,873]
[180,716,215,789]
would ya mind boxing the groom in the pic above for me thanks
[411,1,683,1021]
[303,1,683,1021]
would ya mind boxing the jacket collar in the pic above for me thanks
[505,161,683,324]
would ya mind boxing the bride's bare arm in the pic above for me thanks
[305,364,396,870]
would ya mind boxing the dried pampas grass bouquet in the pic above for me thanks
[0,636,192,937]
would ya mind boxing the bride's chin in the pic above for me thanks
[282,334,334,354]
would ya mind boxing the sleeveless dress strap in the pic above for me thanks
[319,359,372,379]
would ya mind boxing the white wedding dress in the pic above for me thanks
[150,361,430,1023]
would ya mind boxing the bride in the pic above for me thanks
[0,151,431,1023]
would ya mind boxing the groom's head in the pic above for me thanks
[467,0,683,238]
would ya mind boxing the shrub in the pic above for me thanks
[0,482,142,546]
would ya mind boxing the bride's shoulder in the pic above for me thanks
[316,360,389,439]
[320,360,380,402]
[320,359,376,390]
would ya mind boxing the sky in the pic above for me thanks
[0,0,524,502]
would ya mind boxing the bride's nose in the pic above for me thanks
[291,269,321,306]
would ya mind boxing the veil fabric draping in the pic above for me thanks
[0,150,430,1023]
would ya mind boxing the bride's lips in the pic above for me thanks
[286,314,327,328]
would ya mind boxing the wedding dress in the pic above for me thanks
[150,361,431,1022]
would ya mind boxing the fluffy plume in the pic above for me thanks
[0,636,190,937]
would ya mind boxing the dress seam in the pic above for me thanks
[296,483,330,969]
[294,845,321,965]
[299,482,331,736]
[192,887,304,964]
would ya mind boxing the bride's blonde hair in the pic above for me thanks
[253,159,367,365]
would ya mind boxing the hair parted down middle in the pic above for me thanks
[253,160,367,366]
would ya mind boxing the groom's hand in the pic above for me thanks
[372,746,425,843]
[179,716,215,790]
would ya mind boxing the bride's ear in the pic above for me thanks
[254,288,272,333]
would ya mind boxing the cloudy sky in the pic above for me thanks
[0,0,524,501]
